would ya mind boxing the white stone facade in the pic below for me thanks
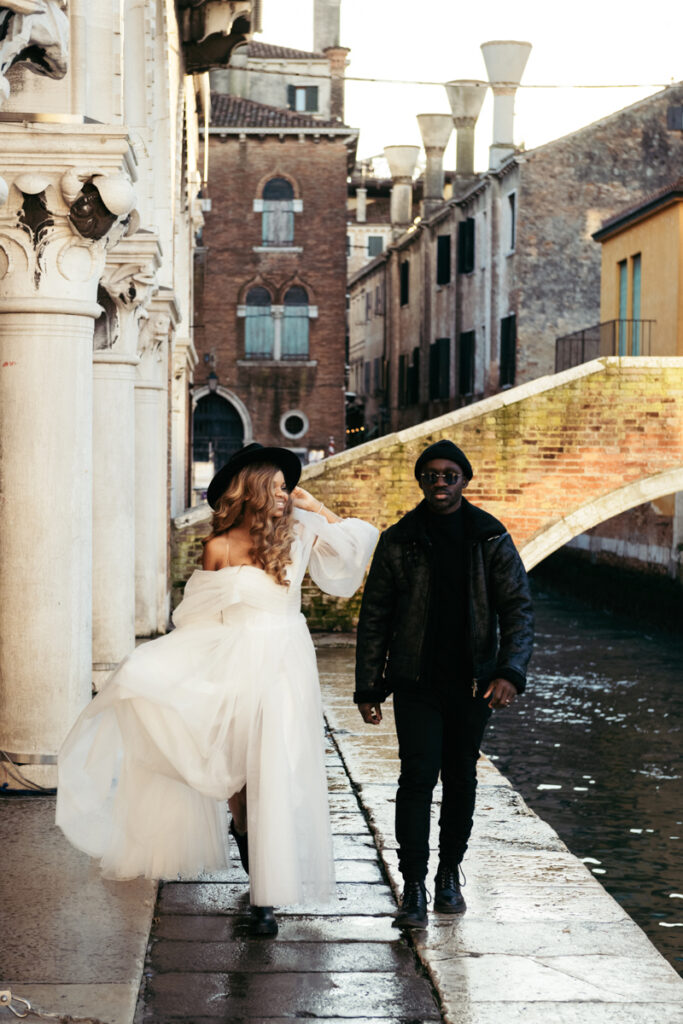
[0,0,256,788]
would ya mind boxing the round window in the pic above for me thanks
[280,410,308,439]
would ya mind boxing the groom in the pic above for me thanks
[354,440,534,927]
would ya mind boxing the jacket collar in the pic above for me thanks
[394,498,507,544]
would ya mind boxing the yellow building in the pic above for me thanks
[593,178,683,356]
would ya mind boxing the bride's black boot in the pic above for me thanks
[229,818,249,874]
[249,905,278,937]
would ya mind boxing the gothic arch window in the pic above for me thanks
[262,177,294,245]
[244,285,274,358]
[254,176,303,247]
[282,285,309,359]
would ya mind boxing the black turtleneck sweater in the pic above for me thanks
[423,504,471,689]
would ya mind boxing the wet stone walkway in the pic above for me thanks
[134,730,442,1024]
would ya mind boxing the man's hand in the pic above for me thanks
[358,702,383,725]
[483,678,518,710]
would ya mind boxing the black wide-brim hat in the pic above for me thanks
[207,443,302,509]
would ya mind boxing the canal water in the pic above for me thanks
[485,581,683,977]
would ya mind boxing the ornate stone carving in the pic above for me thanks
[0,166,139,308]
[178,0,253,73]
[0,1,69,104]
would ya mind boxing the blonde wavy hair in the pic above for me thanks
[204,462,295,586]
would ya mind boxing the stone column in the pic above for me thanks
[171,335,198,517]
[0,124,138,788]
[135,292,179,636]
[92,235,161,690]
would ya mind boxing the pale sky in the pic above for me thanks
[259,0,683,174]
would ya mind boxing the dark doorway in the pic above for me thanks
[192,393,244,501]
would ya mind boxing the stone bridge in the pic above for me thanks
[172,357,683,628]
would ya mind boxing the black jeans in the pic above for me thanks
[393,686,492,881]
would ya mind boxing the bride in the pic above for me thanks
[56,443,378,937]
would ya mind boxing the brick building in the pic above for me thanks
[348,82,683,435]
[192,92,357,500]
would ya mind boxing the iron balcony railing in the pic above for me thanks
[555,319,655,372]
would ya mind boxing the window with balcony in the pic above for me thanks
[240,284,315,361]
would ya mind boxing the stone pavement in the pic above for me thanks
[1,794,156,1024]
[318,643,683,1024]
[134,732,440,1023]
[3,638,683,1024]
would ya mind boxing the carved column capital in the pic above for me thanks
[138,288,181,361]
[0,127,139,318]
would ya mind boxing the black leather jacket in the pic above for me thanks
[354,498,534,703]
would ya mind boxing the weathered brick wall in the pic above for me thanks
[517,84,683,378]
[172,357,683,627]
[197,133,350,452]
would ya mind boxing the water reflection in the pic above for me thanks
[486,583,683,976]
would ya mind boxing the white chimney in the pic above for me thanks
[480,40,531,168]
[384,145,419,234]
[444,79,487,178]
[416,114,453,215]
[314,0,341,52]
[356,186,367,223]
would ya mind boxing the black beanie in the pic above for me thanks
[414,440,473,481]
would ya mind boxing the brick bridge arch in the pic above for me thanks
[300,358,683,622]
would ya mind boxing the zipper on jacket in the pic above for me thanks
[472,677,478,698]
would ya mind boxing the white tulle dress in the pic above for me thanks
[56,508,378,907]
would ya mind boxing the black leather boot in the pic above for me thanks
[229,818,249,874]
[249,905,278,937]
[434,863,466,914]
[393,880,428,928]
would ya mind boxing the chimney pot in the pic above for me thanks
[384,145,419,233]
[444,79,487,178]
[480,40,532,168]
[417,114,453,214]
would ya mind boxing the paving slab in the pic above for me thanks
[142,970,440,1020]
[439,1006,683,1024]
[154,913,399,943]
[0,795,156,1024]
[157,880,396,917]
[316,644,683,1024]
[137,726,442,1024]
[149,937,415,973]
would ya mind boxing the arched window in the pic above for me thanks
[245,286,274,358]
[282,286,309,359]
[262,177,294,246]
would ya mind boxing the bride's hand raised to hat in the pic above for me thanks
[291,487,341,524]
[290,486,318,511]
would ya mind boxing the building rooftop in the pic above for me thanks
[593,176,683,240]
[210,93,342,130]
[246,41,327,61]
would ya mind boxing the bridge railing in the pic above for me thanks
[555,319,655,372]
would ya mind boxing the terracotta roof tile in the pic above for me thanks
[246,41,326,61]
[210,93,341,130]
